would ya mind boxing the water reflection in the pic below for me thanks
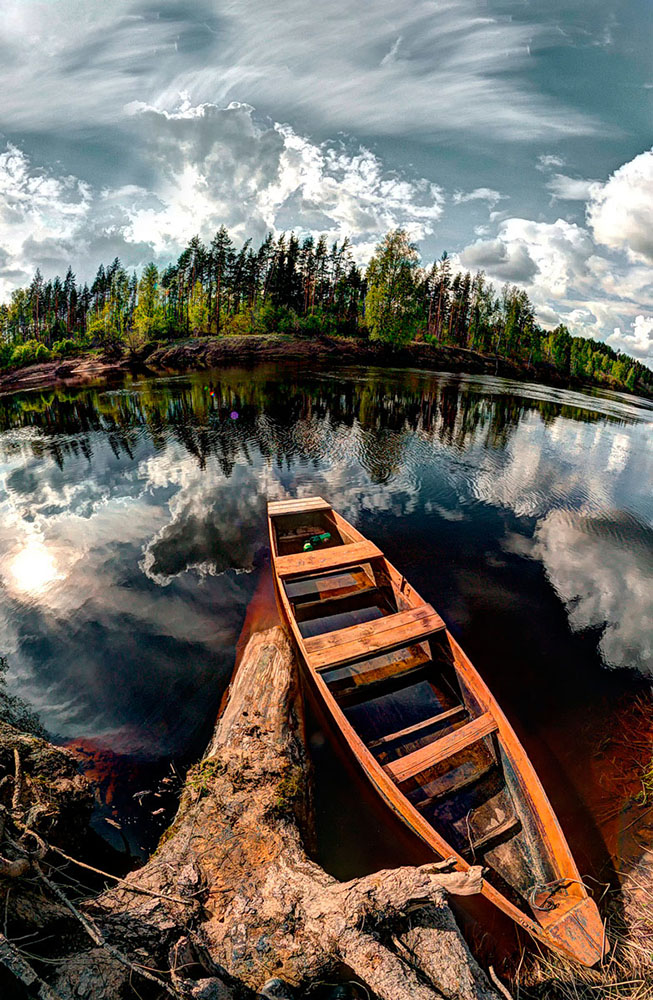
[532,511,652,675]
[0,367,651,834]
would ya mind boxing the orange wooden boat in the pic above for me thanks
[268,496,608,966]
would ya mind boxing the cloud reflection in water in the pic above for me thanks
[0,367,651,764]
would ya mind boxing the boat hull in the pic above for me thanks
[267,498,607,967]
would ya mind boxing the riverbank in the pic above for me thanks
[0,333,642,399]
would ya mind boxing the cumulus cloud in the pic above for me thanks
[460,217,592,289]
[546,173,598,200]
[0,105,444,291]
[0,144,92,294]
[607,315,653,366]
[532,510,653,676]
[457,149,653,350]
[586,148,653,263]
[459,235,538,283]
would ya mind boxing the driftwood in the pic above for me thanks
[2,628,502,999]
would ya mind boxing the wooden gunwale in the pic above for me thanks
[267,497,606,965]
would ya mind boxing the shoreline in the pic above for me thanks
[0,333,649,400]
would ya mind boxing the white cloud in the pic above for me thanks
[0,144,92,295]
[537,154,566,171]
[0,1,596,141]
[460,217,592,290]
[0,104,444,290]
[459,234,538,284]
[453,188,504,207]
[586,148,653,263]
[532,510,653,676]
[457,149,653,352]
[546,173,598,200]
[607,315,653,366]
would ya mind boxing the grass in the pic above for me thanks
[636,755,653,808]
[511,694,653,999]
[510,865,653,999]
[185,756,226,798]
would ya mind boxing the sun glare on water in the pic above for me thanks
[9,541,61,595]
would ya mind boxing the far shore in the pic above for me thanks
[0,333,649,400]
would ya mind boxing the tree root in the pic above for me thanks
[1,628,501,1000]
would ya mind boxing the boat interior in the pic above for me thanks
[270,500,580,923]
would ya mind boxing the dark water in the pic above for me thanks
[1,365,651,887]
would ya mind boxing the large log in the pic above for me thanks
[4,628,502,999]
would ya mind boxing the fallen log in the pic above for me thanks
[5,628,501,999]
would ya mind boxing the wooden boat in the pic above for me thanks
[267,496,608,967]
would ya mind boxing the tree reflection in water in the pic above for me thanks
[0,364,650,858]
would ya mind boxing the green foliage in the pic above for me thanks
[276,307,300,335]
[221,309,261,336]
[365,229,422,344]
[0,655,45,735]
[131,263,165,344]
[11,339,52,367]
[186,757,226,798]
[0,342,13,369]
[269,764,304,818]
[542,325,572,374]
[0,229,650,395]
[52,338,77,358]
[188,280,209,335]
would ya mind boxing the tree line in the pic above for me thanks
[0,227,650,395]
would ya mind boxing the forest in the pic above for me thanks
[1,227,651,395]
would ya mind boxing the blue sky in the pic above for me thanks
[1,0,652,361]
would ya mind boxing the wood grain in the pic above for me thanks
[384,713,497,784]
[368,705,467,749]
[305,605,445,670]
[268,497,330,515]
[275,540,383,579]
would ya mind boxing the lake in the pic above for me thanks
[0,364,651,894]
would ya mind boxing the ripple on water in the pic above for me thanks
[0,365,650,864]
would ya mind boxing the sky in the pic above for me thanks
[0,0,652,362]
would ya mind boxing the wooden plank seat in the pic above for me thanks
[368,704,467,750]
[285,568,375,605]
[268,497,330,515]
[304,604,445,671]
[469,815,522,855]
[275,540,383,579]
[294,586,384,623]
[384,712,497,784]
[326,650,432,703]
[412,758,499,808]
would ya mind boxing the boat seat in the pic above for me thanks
[384,712,497,784]
[285,568,376,605]
[368,704,467,750]
[328,655,432,704]
[274,540,383,579]
[268,496,331,515]
[304,604,445,671]
[467,814,522,855]
[413,758,498,807]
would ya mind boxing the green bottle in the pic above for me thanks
[303,531,331,551]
